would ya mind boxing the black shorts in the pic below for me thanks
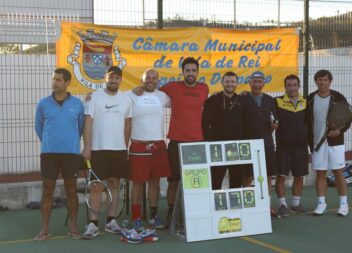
[167,140,207,182]
[40,153,81,180]
[168,140,202,182]
[167,140,183,182]
[243,148,276,177]
[276,146,309,177]
[91,150,130,180]
[211,165,245,190]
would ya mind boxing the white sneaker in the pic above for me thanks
[82,222,99,239]
[313,202,327,216]
[337,204,349,217]
[105,219,122,234]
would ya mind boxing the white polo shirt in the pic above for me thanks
[85,89,132,150]
[127,90,170,141]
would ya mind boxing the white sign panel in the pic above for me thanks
[176,139,272,242]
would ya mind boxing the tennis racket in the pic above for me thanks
[116,178,126,218]
[85,160,113,214]
[315,101,352,152]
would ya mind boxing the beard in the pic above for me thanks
[106,83,119,92]
[224,86,235,95]
[185,75,196,85]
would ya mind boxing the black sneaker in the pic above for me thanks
[270,208,281,219]
[290,204,308,214]
[278,205,289,217]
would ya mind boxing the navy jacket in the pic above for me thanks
[242,93,277,149]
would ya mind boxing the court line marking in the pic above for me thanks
[0,235,67,245]
[239,205,352,253]
[0,232,112,245]
[0,206,350,247]
[297,206,350,216]
[241,237,292,253]
[0,234,293,252]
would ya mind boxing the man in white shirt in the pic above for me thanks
[127,68,171,231]
[81,66,132,239]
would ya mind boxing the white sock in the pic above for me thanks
[318,196,326,204]
[340,196,347,206]
[291,196,300,207]
[279,197,287,207]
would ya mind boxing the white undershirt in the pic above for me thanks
[85,89,132,150]
[313,93,330,145]
[127,90,170,141]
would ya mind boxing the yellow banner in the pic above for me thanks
[56,22,298,94]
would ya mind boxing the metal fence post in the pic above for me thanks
[303,0,309,98]
[158,0,163,29]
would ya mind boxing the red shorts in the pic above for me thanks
[129,141,171,183]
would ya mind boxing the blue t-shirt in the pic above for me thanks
[35,93,84,154]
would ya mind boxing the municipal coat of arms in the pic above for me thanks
[67,29,127,90]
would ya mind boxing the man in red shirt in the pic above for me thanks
[160,57,209,226]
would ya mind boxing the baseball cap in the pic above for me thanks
[106,66,122,76]
[250,71,265,80]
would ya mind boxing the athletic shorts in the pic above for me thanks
[40,153,81,180]
[211,165,245,190]
[312,142,345,170]
[167,140,183,182]
[276,146,309,177]
[243,148,277,177]
[129,141,171,183]
[91,150,130,180]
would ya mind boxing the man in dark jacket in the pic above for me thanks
[242,71,279,218]
[307,69,351,216]
[275,75,309,217]
[202,71,246,189]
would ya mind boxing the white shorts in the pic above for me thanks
[311,142,345,170]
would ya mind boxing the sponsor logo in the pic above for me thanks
[105,104,119,109]
[218,217,241,233]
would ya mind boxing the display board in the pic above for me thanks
[171,140,272,242]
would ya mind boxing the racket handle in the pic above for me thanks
[86,160,92,169]
[314,136,327,152]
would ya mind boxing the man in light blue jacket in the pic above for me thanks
[34,68,84,241]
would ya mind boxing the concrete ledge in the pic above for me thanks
[0,179,87,209]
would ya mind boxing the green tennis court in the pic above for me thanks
[0,186,350,253]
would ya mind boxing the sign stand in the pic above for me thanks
[170,140,272,242]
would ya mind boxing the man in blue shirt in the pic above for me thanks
[34,68,84,241]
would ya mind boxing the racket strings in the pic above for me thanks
[86,180,112,214]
